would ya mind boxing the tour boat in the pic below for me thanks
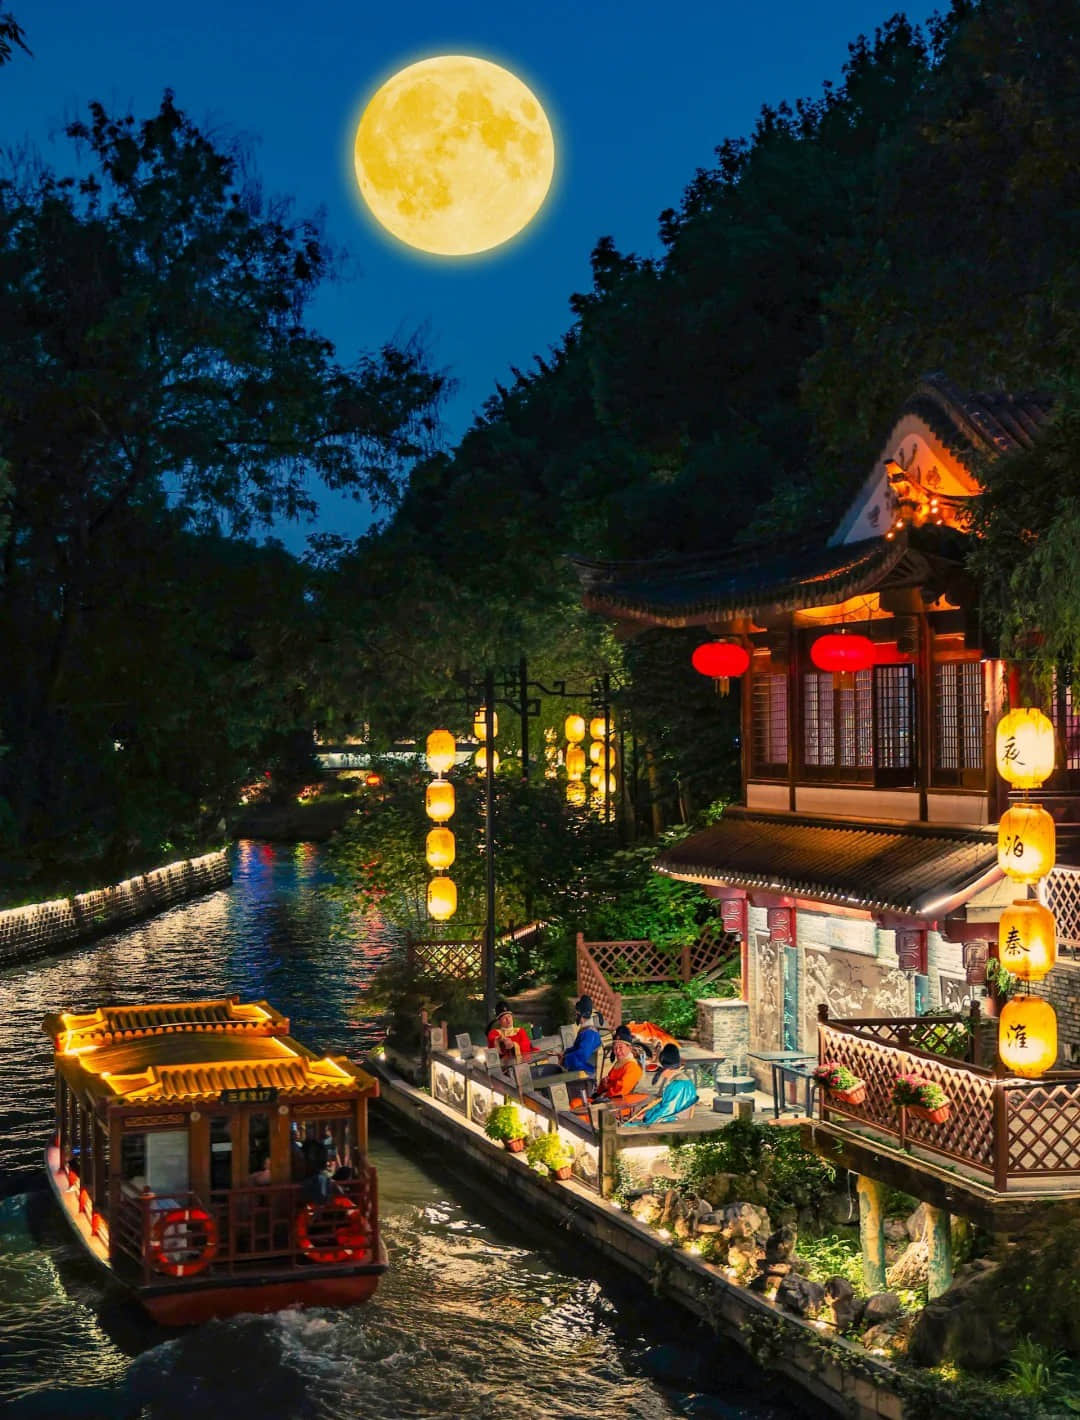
[42,996,387,1325]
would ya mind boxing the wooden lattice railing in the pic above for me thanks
[575,923,741,1031]
[577,937,623,1028]
[817,1005,1080,1191]
[407,935,482,984]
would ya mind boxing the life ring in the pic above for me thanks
[295,1194,368,1264]
[149,1206,218,1278]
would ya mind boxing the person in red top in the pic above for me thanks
[486,1002,534,1064]
[591,1037,644,1104]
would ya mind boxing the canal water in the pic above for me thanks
[0,842,825,1420]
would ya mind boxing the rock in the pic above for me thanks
[887,1238,928,1290]
[629,1192,663,1226]
[764,1223,798,1263]
[776,1273,826,1319]
[863,1291,902,1325]
[700,1172,736,1208]
[727,1237,762,1281]
[658,1189,680,1230]
[695,1220,723,1235]
[907,1264,1012,1372]
[719,1202,771,1241]
[695,1196,714,1219]
[861,1314,916,1358]
[673,1213,692,1240]
[818,1191,858,1227]
[884,1242,903,1266]
[822,1276,861,1333]
[749,1263,792,1300]
[905,1202,930,1242]
[884,1218,909,1244]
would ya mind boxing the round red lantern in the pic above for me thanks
[691,642,750,697]
[810,633,876,674]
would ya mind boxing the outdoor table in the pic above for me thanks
[747,1050,818,1119]
[676,1047,727,1090]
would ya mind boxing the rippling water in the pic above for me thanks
[0,842,824,1419]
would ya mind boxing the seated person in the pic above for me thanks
[561,1008,603,1100]
[333,1147,367,1182]
[591,1036,645,1105]
[299,1142,340,1205]
[625,1019,680,1067]
[573,993,601,1027]
[486,1001,534,1065]
[250,1154,272,1187]
[624,1044,698,1126]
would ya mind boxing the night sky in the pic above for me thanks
[6,0,938,547]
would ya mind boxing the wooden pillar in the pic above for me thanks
[190,1110,211,1199]
[270,1106,291,1183]
[107,1113,123,1258]
[857,1174,887,1291]
[93,1115,107,1220]
[355,1096,369,1157]
[598,1108,617,1199]
[925,1204,953,1299]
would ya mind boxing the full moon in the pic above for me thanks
[353,55,555,257]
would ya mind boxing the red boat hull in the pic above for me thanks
[142,1253,387,1324]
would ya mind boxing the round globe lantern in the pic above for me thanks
[995,707,1056,789]
[474,747,500,773]
[997,804,1056,884]
[473,707,499,742]
[998,995,1058,1078]
[565,745,586,781]
[691,641,750,696]
[425,827,455,871]
[426,729,456,775]
[999,898,1057,981]
[425,779,455,823]
[564,714,586,744]
[589,716,611,742]
[589,740,617,766]
[809,633,875,674]
[427,875,457,922]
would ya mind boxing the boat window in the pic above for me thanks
[210,1115,233,1191]
[248,1112,270,1178]
[146,1130,189,1197]
[121,1131,146,1183]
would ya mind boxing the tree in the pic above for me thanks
[0,94,444,863]
[0,8,28,67]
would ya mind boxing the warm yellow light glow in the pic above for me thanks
[589,717,610,741]
[427,875,457,921]
[474,747,500,773]
[998,804,1056,883]
[564,714,586,744]
[473,707,498,741]
[999,898,1057,980]
[996,707,1056,789]
[426,728,457,774]
[998,995,1057,1077]
[565,745,586,781]
[566,781,587,807]
[425,779,455,822]
[589,741,617,766]
[426,827,455,870]
[354,56,555,257]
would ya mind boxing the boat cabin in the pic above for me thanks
[42,996,386,1324]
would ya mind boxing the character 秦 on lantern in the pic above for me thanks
[998,995,1058,1078]
[999,899,1056,980]
[997,803,1056,884]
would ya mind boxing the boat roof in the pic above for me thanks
[42,997,377,1107]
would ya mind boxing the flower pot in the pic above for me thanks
[906,1102,950,1125]
[553,1164,572,1181]
[504,1137,526,1153]
[829,1082,866,1106]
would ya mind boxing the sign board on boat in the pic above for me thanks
[219,1086,278,1105]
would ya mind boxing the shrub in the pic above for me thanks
[526,1132,573,1175]
[484,1103,527,1143]
[891,1075,948,1110]
[670,1117,837,1214]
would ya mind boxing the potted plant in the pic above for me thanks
[484,1102,528,1152]
[526,1132,574,1180]
[812,1061,866,1106]
[891,1073,951,1124]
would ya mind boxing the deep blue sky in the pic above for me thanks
[5,1,938,548]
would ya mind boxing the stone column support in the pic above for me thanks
[925,1203,953,1299]
[856,1174,887,1292]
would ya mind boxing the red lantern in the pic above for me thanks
[810,633,875,674]
[691,642,749,697]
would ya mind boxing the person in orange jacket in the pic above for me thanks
[591,1035,645,1104]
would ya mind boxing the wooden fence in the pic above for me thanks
[575,923,740,1029]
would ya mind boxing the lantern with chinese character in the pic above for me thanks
[810,632,875,674]
[426,827,455,870]
[566,780,587,806]
[564,714,586,744]
[473,707,498,741]
[997,804,1056,884]
[426,729,456,775]
[565,744,586,781]
[998,995,1058,1078]
[998,898,1056,981]
[425,779,455,822]
[691,641,750,695]
[474,747,500,773]
[995,707,1055,789]
[427,875,457,922]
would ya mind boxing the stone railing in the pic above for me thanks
[0,850,231,967]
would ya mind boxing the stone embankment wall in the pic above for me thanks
[1032,957,1080,1064]
[0,850,232,967]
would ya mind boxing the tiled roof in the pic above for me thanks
[43,997,289,1053]
[654,809,1001,917]
[909,373,1053,460]
[573,532,937,627]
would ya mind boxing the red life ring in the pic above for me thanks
[295,1194,368,1264]
[149,1207,218,1278]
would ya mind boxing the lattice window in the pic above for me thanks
[1048,671,1080,772]
[752,672,789,771]
[935,661,983,773]
[875,664,914,771]
[1041,868,1080,957]
[805,669,873,771]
